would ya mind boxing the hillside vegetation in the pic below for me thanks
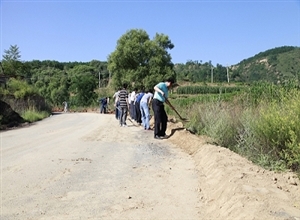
[174,46,300,84]
[232,46,300,83]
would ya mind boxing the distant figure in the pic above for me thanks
[99,97,108,114]
[113,88,121,120]
[62,101,68,113]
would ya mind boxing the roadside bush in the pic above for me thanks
[186,101,238,148]
[172,83,300,175]
[254,91,300,171]
[234,108,286,171]
[233,88,300,173]
[0,87,9,96]
[21,108,50,122]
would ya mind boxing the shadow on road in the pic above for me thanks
[51,112,64,115]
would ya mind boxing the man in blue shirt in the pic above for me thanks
[152,78,175,139]
[135,89,145,125]
[100,97,108,114]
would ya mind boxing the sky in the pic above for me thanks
[1,0,300,66]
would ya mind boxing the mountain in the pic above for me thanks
[231,46,300,83]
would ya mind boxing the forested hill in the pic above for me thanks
[231,46,300,83]
[174,46,300,84]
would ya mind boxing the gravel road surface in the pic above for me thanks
[1,112,201,219]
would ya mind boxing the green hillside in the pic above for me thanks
[231,46,300,83]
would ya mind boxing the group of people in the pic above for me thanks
[62,77,174,139]
[112,85,153,130]
[112,78,175,139]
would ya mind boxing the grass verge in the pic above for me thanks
[21,109,50,123]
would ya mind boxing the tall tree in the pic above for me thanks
[1,45,24,76]
[107,29,176,90]
[3,45,21,61]
[68,65,97,106]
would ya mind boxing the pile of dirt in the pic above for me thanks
[0,100,25,130]
[165,118,300,220]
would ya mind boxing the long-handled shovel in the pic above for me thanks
[165,98,189,122]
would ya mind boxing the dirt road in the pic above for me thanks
[1,112,300,220]
[1,113,201,219]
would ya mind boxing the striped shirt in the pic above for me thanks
[118,89,128,107]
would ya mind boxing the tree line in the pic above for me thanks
[1,31,299,109]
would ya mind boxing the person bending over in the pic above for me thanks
[152,78,174,139]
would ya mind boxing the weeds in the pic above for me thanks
[21,109,50,123]
[171,81,300,175]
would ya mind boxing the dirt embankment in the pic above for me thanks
[166,119,300,220]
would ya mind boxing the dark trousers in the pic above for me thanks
[100,105,107,114]
[115,102,120,119]
[152,99,168,137]
[130,101,136,120]
[135,102,142,123]
[119,106,128,126]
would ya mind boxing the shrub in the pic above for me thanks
[234,108,287,171]
[21,109,50,122]
[173,83,300,175]
[254,90,300,171]
[185,101,238,148]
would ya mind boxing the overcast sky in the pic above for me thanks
[1,0,299,66]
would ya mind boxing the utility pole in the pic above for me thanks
[226,65,229,83]
[109,71,111,85]
[211,66,214,84]
[99,71,101,88]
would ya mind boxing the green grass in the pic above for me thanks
[169,83,300,176]
[21,109,50,122]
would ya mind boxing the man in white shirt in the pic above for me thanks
[113,88,120,120]
[129,88,137,120]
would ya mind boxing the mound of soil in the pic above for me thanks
[0,100,25,130]
[165,117,300,219]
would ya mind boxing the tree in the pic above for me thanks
[1,45,24,76]
[68,65,97,106]
[3,45,21,61]
[107,29,176,90]
[69,74,97,106]
[214,64,227,82]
